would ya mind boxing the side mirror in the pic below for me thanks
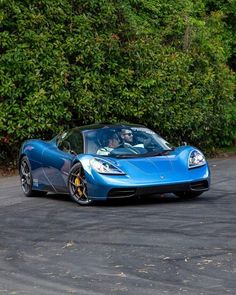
[70,150,77,156]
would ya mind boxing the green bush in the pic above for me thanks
[0,0,235,162]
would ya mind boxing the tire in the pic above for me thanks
[68,162,92,206]
[19,156,47,197]
[174,191,203,199]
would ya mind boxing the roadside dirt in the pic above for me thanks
[0,167,18,177]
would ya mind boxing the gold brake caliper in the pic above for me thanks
[75,177,83,196]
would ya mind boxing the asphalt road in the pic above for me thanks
[0,158,235,295]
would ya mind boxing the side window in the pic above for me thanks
[57,130,83,155]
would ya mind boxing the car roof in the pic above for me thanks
[72,123,145,132]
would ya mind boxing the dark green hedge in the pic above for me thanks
[0,0,235,161]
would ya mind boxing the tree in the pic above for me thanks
[0,0,235,161]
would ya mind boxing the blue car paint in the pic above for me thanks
[77,147,210,200]
[20,131,210,201]
[20,139,74,193]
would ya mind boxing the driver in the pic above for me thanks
[120,128,134,146]
[96,131,120,155]
[120,128,144,148]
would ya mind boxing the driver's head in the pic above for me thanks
[121,128,133,144]
[103,131,120,148]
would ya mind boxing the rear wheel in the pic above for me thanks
[174,191,203,199]
[19,156,47,197]
[68,162,92,206]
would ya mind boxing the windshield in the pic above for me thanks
[83,126,173,158]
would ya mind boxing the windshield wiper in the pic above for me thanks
[146,148,174,157]
[112,148,174,159]
[113,154,142,159]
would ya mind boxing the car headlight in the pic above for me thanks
[90,158,125,175]
[188,150,206,168]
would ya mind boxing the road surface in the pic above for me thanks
[0,157,235,295]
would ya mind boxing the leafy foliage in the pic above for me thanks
[0,0,235,161]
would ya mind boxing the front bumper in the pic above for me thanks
[85,159,211,200]
[107,179,209,199]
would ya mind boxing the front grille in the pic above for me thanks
[137,183,190,195]
[108,180,209,199]
[108,188,136,198]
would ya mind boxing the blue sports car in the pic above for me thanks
[19,123,210,205]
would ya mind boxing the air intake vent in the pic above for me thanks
[190,180,209,190]
[108,188,136,198]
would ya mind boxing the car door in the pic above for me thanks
[41,130,84,193]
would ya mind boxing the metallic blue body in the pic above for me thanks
[19,137,210,200]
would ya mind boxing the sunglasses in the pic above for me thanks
[123,133,133,136]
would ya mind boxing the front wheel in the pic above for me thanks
[68,162,92,206]
[19,156,47,197]
[174,191,203,199]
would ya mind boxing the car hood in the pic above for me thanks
[79,146,209,185]
[108,147,203,184]
[121,156,172,174]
